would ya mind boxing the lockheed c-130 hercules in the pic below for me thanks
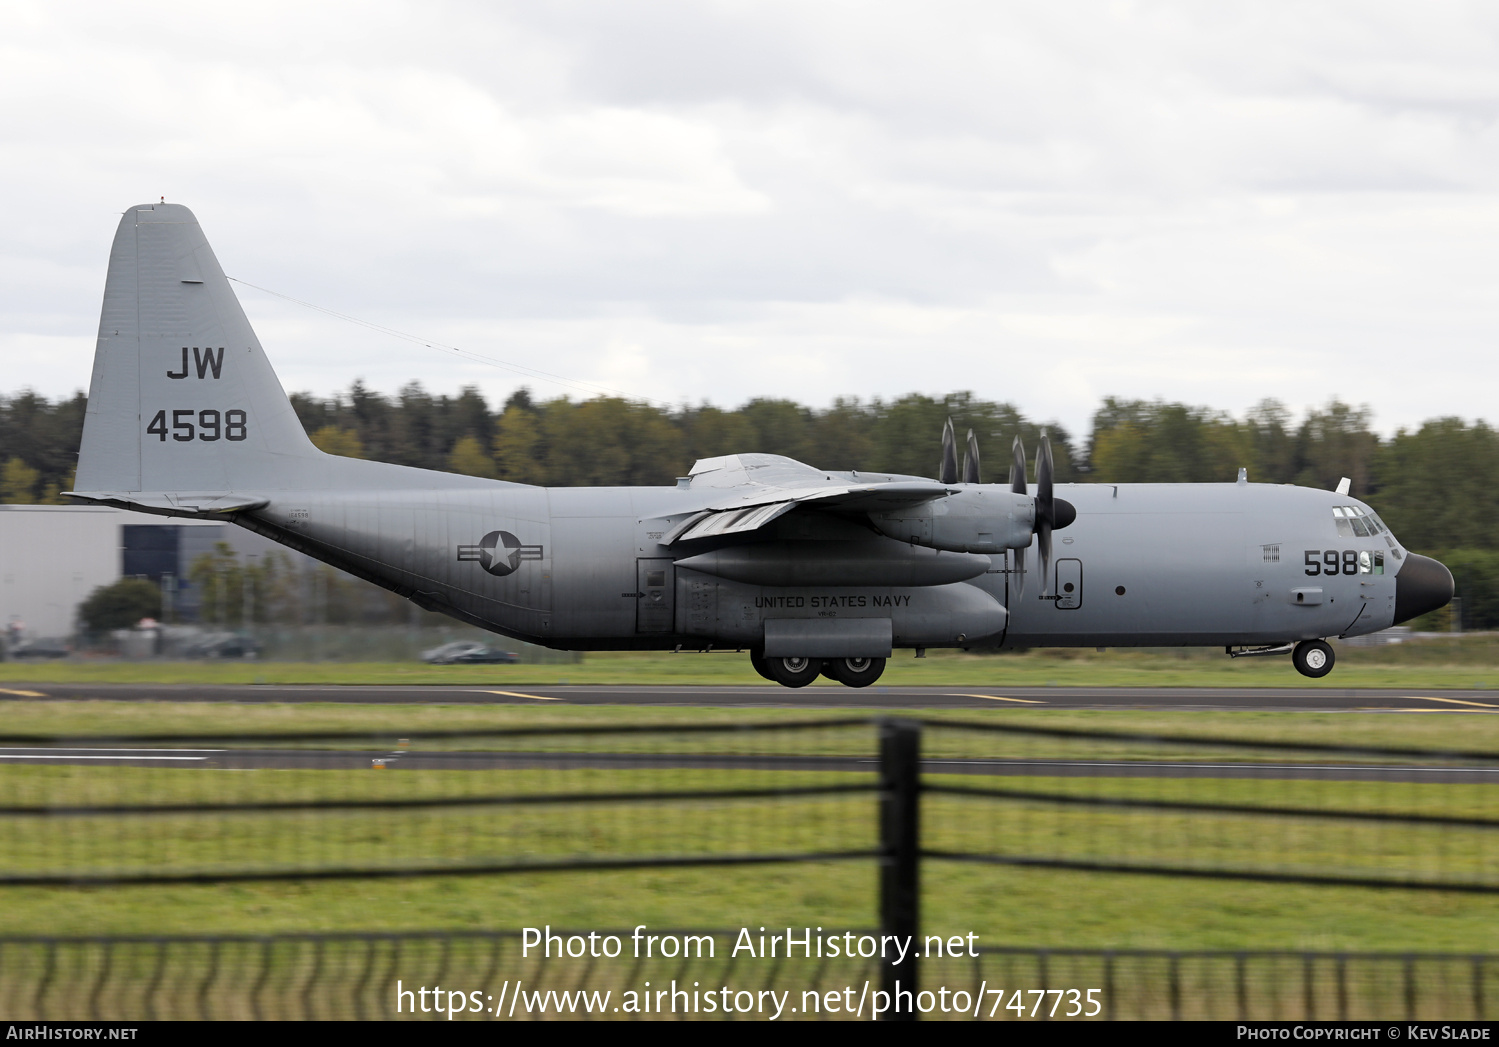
[67,203,1455,687]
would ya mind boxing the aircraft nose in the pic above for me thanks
[1393,553,1455,625]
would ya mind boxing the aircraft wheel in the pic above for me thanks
[764,656,824,688]
[822,657,887,688]
[1292,639,1335,679]
[749,650,774,681]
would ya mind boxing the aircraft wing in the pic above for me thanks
[664,453,949,543]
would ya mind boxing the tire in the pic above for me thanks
[822,656,887,688]
[763,655,824,688]
[749,650,775,682]
[1292,639,1335,679]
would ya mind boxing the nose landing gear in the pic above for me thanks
[1292,639,1335,679]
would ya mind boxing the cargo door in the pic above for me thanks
[636,558,674,633]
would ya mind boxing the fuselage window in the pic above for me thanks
[1359,550,1385,575]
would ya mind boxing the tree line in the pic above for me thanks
[5,384,1496,626]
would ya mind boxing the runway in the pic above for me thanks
[3,684,1495,780]
[1,746,1495,781]
[3,682,1499,712]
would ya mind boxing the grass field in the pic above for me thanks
[5,633,1499,688]
[3,699,1499,753]
[0,700,1496,954]
[4,650,1498,1020]
[4,635,1499,962]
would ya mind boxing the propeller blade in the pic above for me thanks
[963,429,981,484]
[1036,429,1054,511]
[1036,430,1055,594]
[1011,544,1026,598]
[939,418,959,485]
[1037,521,1052,594]
[1010,436,1027,495]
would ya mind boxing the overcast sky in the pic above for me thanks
[4,1,1498,440]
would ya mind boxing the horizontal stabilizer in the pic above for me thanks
[66,491,270,517]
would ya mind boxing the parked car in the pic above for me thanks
[421,641,520,665]
[6,639,70,659]
[181,631,264,659]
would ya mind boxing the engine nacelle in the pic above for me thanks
[868,487,1036,554]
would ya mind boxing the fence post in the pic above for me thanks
[879,718,921,1020]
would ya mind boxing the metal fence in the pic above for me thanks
[2,935,1494,1021]
[1,716,1497,1020]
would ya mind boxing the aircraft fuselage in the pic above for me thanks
[237,477,1409,653]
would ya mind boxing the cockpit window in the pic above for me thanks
[1333,505,1384,539]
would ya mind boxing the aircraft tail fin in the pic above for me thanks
[74,203,322,500]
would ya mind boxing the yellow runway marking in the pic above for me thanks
[0,688,45,698]
[1376,708,1499,713]
[946,693,1047,704]
[469,689,563,702]
[1404,695,1499,709]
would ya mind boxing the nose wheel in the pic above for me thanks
[1292,639,1335,679]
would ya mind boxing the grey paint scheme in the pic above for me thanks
[71,204,1435,663]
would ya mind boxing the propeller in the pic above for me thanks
[939,418,959,485]
[963,429,981,484]
[935,423,1076,598]
[1033,429,1078,595]
[1036,432,1055,593]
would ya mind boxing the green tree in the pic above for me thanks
[680,405,756,465]
[494,405,546,484]
[447,434,497,478]
[1372,419,1499,552]
[1294,401,1379,496]
[189,542,244,627]
[540,398,684,486]
[78,578,162,634]
[1087,400,1247,483]
[1245,399,1297,483]
[0,456,39,503]
[738,399,813,462]
[1440,549,1499,630]
[309,426,366,459]
[808,397,875,472]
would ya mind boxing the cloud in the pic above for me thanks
[3,0,1498,440]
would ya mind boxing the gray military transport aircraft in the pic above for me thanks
[67,203,1454,687]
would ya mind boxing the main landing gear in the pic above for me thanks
[1292,639,1335,679]
[750,652,888,688]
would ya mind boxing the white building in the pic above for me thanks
[0,504,313,639]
